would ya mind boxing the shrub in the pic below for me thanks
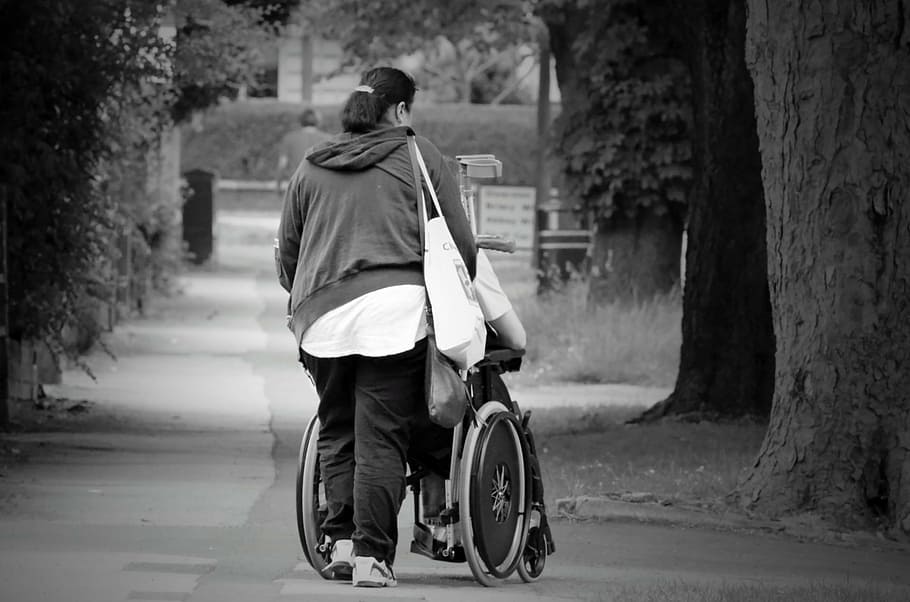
[181,100,544,185]
[0,2,171,356]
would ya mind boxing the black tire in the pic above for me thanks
[517,520,547,582]
[458,402,532,586]
[296,415,330,576]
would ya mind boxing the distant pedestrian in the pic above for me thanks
[275,107,331,196]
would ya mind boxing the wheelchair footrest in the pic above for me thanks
[411,523,465,563]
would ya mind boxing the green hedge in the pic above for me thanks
[181,100,542,186]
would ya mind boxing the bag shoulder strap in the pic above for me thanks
[406,134,429,254]
[406,133,434,324]
[412,141,446,218]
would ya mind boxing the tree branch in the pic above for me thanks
[419,60,458,84]
[489,59,537,104]
[465,47,509,80]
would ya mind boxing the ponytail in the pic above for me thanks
[341,67,417,134]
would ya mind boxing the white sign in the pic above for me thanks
[478,186,536,250]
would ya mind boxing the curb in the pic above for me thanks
[555,495,779,532]
[555,495,910,552]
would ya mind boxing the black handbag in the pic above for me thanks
[408,132,470,428]
[424,327,470,427]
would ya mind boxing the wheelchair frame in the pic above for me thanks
[295,348,555,587]
[294,152,554,586]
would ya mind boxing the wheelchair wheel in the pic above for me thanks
[518,439,550,582]
[458,402,531,586]
[517,513,547,582]
[296,414,330,576]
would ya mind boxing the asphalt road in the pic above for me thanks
[0,212,908,602]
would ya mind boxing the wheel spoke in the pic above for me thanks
[489,464,513,522]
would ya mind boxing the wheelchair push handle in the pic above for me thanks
[475,233,516,254]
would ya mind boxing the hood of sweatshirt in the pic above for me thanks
[306,125,411,173]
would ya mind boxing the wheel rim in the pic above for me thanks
[296,418,317,563]
[474,418,523,568]
[298,416,330,574]
[459,403,531,585]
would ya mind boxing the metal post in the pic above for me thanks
[0,189,9,427]
[533,27,552,268]
[117,228,132,319]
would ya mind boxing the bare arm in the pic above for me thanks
[489,309,527,350]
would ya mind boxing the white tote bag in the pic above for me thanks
[410,138,487,369]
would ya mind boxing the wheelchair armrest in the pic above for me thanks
[477,347,524,373]
[476,234,516,253]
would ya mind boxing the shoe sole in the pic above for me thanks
[321,561,353,581]
[353,580,396,588]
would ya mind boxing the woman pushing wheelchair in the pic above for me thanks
[277,66,535,589]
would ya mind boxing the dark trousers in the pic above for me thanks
[301,337,451,564]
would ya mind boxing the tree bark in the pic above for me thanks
[739,0,910,535]
[634,0,774,422]
[587,212,683,302]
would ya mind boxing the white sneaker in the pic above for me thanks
[352,556,397,588]
[321,538,354,580]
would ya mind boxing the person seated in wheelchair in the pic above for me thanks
[475,249,527,351]
[415,248,526,554]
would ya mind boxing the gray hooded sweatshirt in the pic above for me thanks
[277,125,477,349]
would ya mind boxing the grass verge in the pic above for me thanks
[525,405,766,509]
[488,252,682,388]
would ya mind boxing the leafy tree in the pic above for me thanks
[0,1,171,354]
[538,0,691,302]
[224,0,298,24]
[537,0,773,421]
[418,38,538,104]
[470,46,537,105]
[172,0,283,121]
[300,0,534,103]
[738,1,910,536]
[0,0,286,378]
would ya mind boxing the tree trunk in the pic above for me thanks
[452,43,473,104]
[587,212,683,302]
[634,0,774,422]
[542,6,588,134]
[739,1,910,535]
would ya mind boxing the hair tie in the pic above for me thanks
[353,85,374,94]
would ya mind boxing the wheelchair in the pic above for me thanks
[295,345,555,586]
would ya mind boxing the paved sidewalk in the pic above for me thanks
[510,382,669,410]
[2,224,909,601]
